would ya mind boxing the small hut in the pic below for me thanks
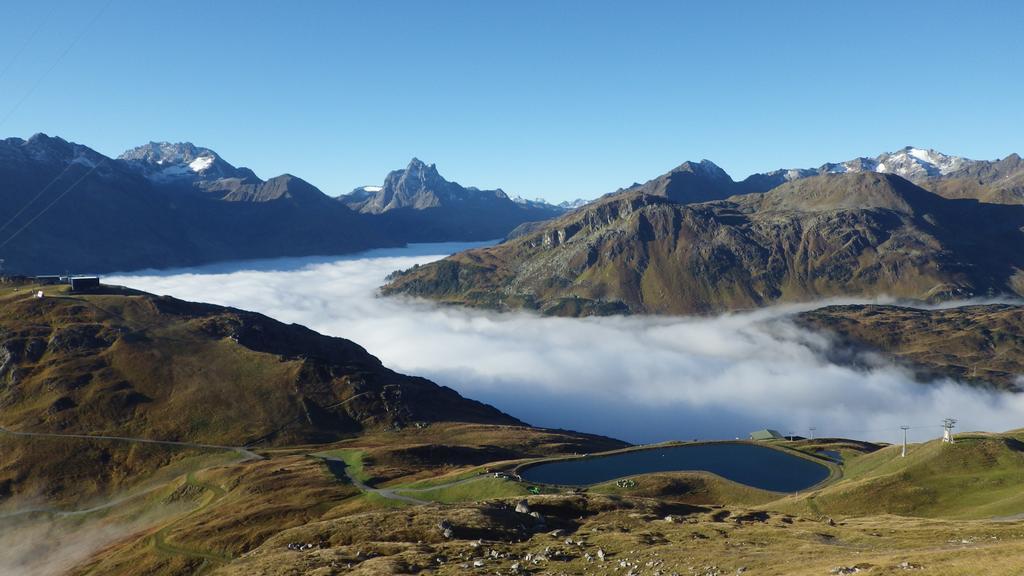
[69,276,100,292]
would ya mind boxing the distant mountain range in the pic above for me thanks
[3,136,1021,277]
[613,147,1024,205]
[338,158,564,242]
[747,146,1024,204]
[383,168,1024,315]
[0,135,565,274]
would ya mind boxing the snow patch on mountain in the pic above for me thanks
[188,156,214,172]
[558,198,591,210]
[766,147,977,184]
[119,141,244,183]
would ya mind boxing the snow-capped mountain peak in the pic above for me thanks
[874,146,971,179]
[764,147,978,185]
[120,142,215,165]
[557,198,591,210]
[512,195,550,205]
[119,141,243,182]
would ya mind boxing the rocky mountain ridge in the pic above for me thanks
[338,157,566,242]
[747,146,1024,204]
[0,135,565,274]
[382,172,1024,315]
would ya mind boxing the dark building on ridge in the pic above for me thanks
[69,276,100,291]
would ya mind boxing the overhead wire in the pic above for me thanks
[0,159,80,235]
[0,3,58,87]
[797,423,946,441]
[0,0,115,256]
[0,0,114,130]
[0,158,107,250]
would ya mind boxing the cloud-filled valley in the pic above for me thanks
[109,243,1024,445]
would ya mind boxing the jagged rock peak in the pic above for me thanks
[671,159,732,181]
[119,141,219,164]
[118,141,243,181]
[3,133,108,168]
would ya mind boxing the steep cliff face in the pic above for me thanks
[383,173,1024,315]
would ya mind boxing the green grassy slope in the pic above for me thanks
[776,432,1024,519]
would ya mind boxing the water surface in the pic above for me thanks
[519,443,830,492]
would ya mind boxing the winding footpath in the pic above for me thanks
[1,424,493,509]
[318,455,504,505]
[0,425,260,519]
[0,424,256,564]
[0,425,261,461]
[319,455,428,505]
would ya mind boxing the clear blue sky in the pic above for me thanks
[1,0,1021,202]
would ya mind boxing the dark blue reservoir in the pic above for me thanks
[520,442,830,492]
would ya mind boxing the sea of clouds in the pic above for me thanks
[108,242,1024,445]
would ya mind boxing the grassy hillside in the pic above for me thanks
[383,173,1024,315]
[56,423,625,575]
[11,413,1024,574]
[5,279,1024,574]
[775,432,1024,519]
[0,280,520,449]
[798,303,1024,391]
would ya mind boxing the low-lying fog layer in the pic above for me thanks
[109,243,1024,445]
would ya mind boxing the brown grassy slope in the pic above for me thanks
[65,423,626,576]
[0,281,521,448]
[216,491,1024,576]
[797,304,1024,391]
[69,452,360,576]
[56,426,1024,576]
[211,433,1024,575]
[0,433,237,509]
[383,173,1024,315]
